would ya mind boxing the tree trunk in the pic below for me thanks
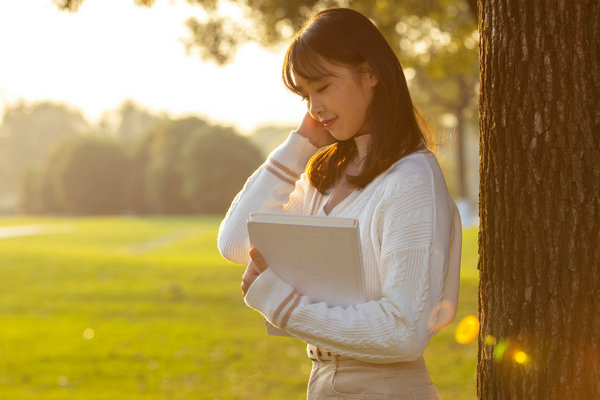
[455,75,474,203]
[477,1,600,399]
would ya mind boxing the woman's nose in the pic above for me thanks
[308,98,323,119]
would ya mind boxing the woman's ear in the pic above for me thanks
[359,62,379,88]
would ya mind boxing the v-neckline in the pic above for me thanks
[318,148,432,217]
[321,187,360,216]
[322,157,362,216]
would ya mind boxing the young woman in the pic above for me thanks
[218,7,462,399]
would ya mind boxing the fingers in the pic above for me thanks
[241,278,251,296]
[241,249,268,297]
[241,261,260,296]
[427,300,457,334]
[295,112,337,148]
[249,248,267,273]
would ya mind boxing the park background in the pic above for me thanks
[0,0,482,398]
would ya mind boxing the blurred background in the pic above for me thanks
[0,0,480,399]
[0,0,479,222]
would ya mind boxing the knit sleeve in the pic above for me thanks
[244,165,453,363]
[217,132,318,265]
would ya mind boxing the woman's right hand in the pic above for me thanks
[295,112,337,148]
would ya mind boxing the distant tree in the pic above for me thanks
[181,127,263,214]
[0,101,89,199]
[98,100,165,144]
[248,125,295,157]
[24,136,131,215]
[15,110,261,215]
[130,116,263,214]
[136,117,209,214]
[124,127,155,214]
[18,165,58,214]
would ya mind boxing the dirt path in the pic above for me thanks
[0,224,72,239]
[127,229,199,253]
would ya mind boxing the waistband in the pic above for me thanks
[307,344,427,367]
[307,344,340,361]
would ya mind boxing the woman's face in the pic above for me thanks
[294,60,378,141]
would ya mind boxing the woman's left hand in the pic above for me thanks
[241,248,268,296]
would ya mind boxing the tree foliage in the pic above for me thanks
[132,117,263,214]
[98,100,166,144]
[16,111,263,215]
[55,0,476,69]
[139,117,209,214]
[57,138,131,214]
[20,136,130,215]
[53,0,479,209]
[181,127,263,214]
[0,101,89,196]
[248,124,295,157]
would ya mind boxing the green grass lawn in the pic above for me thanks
[0,217,478,399]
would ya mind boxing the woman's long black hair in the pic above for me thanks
[282,7,432,193]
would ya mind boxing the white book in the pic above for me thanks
[247,213,366,336]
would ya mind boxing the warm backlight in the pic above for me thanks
[83,328,95,339]
[455,315,479,344]
[513,350,529,364]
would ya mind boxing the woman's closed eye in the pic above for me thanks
[316,84,329,93]
[299,84,329,101]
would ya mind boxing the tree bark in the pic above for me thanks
[477,1,600,399]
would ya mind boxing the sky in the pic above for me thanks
[0,0,304,133]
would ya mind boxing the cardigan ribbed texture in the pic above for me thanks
[218,132,462,364]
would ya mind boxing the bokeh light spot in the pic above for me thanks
[455,315,479,344]
[57,376,70,387]
[485,335,496,346]
[493,339,509,361]
[514,350,529,364]
[83,328,95,339]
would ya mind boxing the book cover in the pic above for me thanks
[247,213,366,336]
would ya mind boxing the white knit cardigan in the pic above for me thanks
[218,132,462,364]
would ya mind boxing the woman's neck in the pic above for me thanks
[342,134,371,178]
[353,133,372,167]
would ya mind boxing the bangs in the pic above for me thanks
[282,39,337,96]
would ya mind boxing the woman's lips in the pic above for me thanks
[321,117,337,128]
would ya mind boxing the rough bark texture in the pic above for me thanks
[477,1,600,399]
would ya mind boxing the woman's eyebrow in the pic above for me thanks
[296,75,333,91]
[309,73,336,82]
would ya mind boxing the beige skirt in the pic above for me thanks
[306,345,441,400]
